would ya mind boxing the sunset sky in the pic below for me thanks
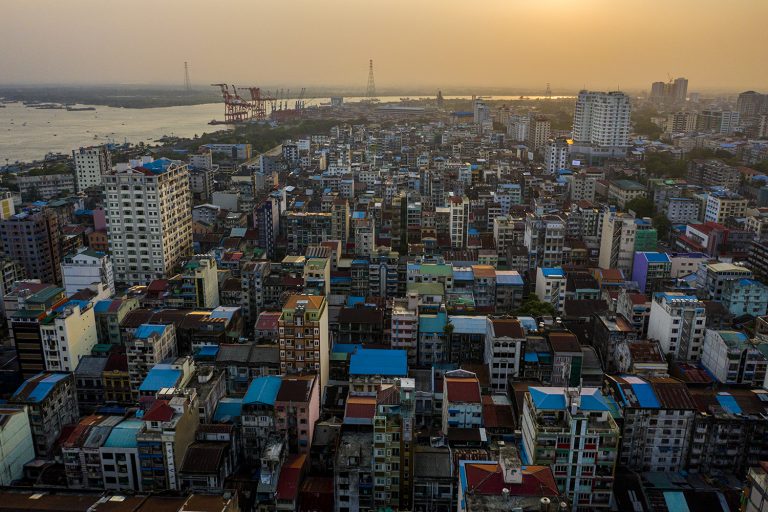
[1,0,767,92]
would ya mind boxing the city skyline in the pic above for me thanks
[1,0,767,91]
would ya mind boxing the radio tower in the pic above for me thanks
[545,82,552,99]
[365,59,378,102]
[184,62,192,93]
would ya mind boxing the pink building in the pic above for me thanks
[275,375,320,454]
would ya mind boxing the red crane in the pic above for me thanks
[211,83,251,123]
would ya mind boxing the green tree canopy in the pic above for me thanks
[515,294,556,317]
[652,214,672,242]
[626,197,655,218]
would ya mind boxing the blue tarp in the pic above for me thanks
[716,393,743,414]
[631,382,661,408]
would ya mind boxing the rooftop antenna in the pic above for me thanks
[184,62,192,93]
[365,59,377,102]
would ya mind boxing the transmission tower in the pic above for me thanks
[184,62,192,93]
[545,82,552,99]
[365,59,377,102]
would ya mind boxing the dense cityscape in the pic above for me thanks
[1,34,768,512]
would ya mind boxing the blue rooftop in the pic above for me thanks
[332,343,363,354]
[103,419,144,448]
[140,158,175,173]
[448,316,486,335]
[351,211,366,219]
[243,376,282,406]
[346,296,365,307]
[419,311,447,334]
[350,348,408,377]
[94,300,113,313]
[13,373,70,403]
[196,345,220,358]
[541,267,564,278]
[716,392,742,415]
[134,324,167,339]
[641,252,671,263]
[453,269,474,281]
[529,387,610,412]
[213,397,243,422]
[139,367,182,392]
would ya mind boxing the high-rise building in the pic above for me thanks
[0,209,62,284]
[72,146,112,191]
[279,295,329,390]
[544,138,570,173]
[473,98,490,125]
[524,213,565,269]
[647,292,706,361]
[104,158,192,286]
[598,210,636,276]
[604,375,696,473]
[572,91,631,156]
[448,195,469,248]
[737,90,768,121]
[521,386,620,510]
[672,77,688,103]
[526,115,551,151]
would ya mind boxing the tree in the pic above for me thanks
[625,197,655,218]
[515,294,556,317]
[652,214,672,242]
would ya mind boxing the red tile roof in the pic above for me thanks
[445,378,481,403]
[143,400,174,422]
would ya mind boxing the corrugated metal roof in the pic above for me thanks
[243,375,282,406]
[139,367,182,392]
[103,419,143,448]
[350,349,407,377]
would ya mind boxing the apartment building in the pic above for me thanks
[704,192,748,224]
[61,248,115,297]
[39,299,98,372]
[274,374,320,454]
[521,386,620,511]
[598,210,636,276]
[0,405,34,485]
[647,292,707,361]
[279,295,329,390]
[104,157,192,286]
[485,317,525,392]
[700,330,768,386]
[0,209,62,284]
[604,375,696,472]
[126,323,177,396]
[535,267,567,315]
[9,372,79,458]
[441,369,482,432]
[73,146,112,191]
[524,213,565,269]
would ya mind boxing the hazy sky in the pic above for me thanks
[2,0,767,92]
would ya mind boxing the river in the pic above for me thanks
[0,94,574,164]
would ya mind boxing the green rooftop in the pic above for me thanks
[407,282,445,296]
